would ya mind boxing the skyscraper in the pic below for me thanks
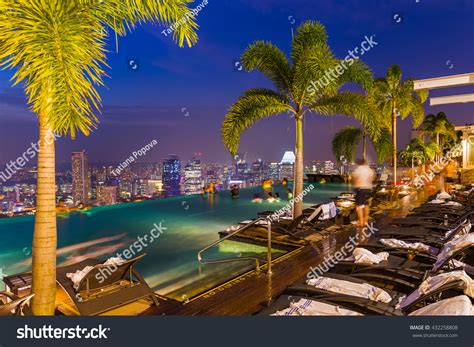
[267,162,280,180]
[251,159,264,183]
[184,155,203,195]
[163,155,181,197]
[279,151,295,180]
[71,151,91,206]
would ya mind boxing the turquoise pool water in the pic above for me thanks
[0,183,350,300]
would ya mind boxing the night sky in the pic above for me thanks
[0,0,473,166]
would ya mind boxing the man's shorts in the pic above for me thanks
[355,188,372,207]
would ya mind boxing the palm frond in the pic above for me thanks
[0,0,198,138]
[221,89,290,155]
[339,58,373,90]
[310,92,381,140]
[95,0,198,47]
[241,41,292,94]
[0,1,107,137]
[373,128,392,163]
[331,126,362,162]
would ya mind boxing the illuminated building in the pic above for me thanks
[71,151,91,206]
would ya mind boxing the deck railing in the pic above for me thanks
[197,217,272,274]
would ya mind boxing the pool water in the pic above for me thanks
[0,183,351,300]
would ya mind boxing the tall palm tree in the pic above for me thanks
[421,112,456,161]
[221,21,378,218]
[332,125,391,164]
[369,65,429,185]
[0,0,198,315]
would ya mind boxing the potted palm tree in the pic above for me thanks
[0,0,198,315]
[221,21,378,218]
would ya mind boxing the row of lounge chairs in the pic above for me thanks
[259,185,474,316]
[224,202,339,242]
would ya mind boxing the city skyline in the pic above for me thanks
[0,0,473,165]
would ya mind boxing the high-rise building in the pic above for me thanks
[96,185,118,205]
[71,151,91,206]
[251,159,264,183]
[232,153,248,179]
[184,155,203,195]
[279,151,295,180]
[324,160,335,174]
[163,155,181,197]
[267,162,280,180]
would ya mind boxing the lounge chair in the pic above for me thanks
[283,271,471,315]
[377,218,472,246]
[260,294,472,316]
[0,292,34,316]
[56,253,158,316]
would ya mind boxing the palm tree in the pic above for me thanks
[420,112,456,161]
[399,138,438,178]
[332,125,391,164]
[221,21,378,218]
[0,0,198,315]
[369,65,429,185]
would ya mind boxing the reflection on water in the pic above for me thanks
[0,183,350,299]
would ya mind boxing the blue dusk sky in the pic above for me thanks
[0,0,473,165]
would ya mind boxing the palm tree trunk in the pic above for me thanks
[362,129,367,162]
[292,116,304,218]
[392,109,397,185]
[436,133,440,162]
[31,114,57,315]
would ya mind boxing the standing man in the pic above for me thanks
[352,159,375,227]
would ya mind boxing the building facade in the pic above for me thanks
[71,151,91,206]
[163,155,181,197]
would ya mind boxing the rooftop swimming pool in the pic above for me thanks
[0,183,351,300]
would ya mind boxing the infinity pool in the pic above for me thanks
[0,183,350,300]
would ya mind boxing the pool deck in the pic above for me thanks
[143,186,434,316]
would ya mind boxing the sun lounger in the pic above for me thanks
[56,254,158,316]
[0,292,34,316]
[287,270,471,314]
[261,294,473,316]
